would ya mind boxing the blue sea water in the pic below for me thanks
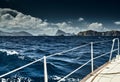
[0,36,119,82]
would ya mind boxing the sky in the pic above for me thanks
[0,0,120,35]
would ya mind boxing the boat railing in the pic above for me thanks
[0,38,119,82]
[58,38,119,82]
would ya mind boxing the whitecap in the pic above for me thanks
[52,75,80,82]
[0,49,19,55]
[52,75,62,80]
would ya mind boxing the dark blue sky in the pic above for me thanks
[0,0,120,22]
[0,0,120,35]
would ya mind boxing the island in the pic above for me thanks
[77,30,120,36]
[0,30,33,36]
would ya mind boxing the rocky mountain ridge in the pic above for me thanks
[77,30,120,36]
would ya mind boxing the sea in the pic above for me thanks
[0,36,119,82]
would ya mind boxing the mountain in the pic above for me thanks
[77,30,101,36]
[56,30,75,36]
[0,30,33,36]
[0,8,48,36]
[77,30,120,36]
[102,30,120,36]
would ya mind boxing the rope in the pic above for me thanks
[93,51,111,60]
[0,38,117,79]
[0,43,90,78]
[93,49,118,60]
[57,40,118,82]
[46,43,90,58]
[58,60,91,82]
[93,40,112,44]
[0,57,44,78]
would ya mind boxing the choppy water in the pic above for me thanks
[0,36,119,82]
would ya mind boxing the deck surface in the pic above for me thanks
[81,55,120,82]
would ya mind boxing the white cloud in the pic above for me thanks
[0,8,81,35]
[54,22,81,34]
[114,21,120,25]
[78,17,84,22]
[88,22,107,31]
[0,8,50,35]
[1,14,14,20]
[0,8,112,35]
[55,22,68,28]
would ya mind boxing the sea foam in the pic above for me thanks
[0,49,19,55]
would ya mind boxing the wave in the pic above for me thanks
[51,75,80,82]
[0,49,35,64]
[0,76,32,82]
[0,49,40,60]
[0,49,19,55]
[24,49,50,55]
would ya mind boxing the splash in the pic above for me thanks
[0,49,19,55]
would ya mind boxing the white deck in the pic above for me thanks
[81,55,120,82]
